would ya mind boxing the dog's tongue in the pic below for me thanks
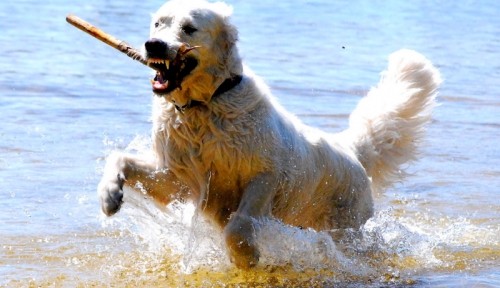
[151,72,169,91]
[152,80,169,90]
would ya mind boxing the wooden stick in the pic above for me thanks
[65,14,157,71]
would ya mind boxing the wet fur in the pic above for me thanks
[98,0,441,269]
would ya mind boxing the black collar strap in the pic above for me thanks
[212,74,243,98]
[179,75,243,111]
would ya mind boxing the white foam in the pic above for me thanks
[253,218,355,271]
[98,135,497,277]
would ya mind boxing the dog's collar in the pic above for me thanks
[212,74,243,99]
[175,74,243,111]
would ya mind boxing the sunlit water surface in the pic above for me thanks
[0,0,498,287]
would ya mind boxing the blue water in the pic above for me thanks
[0,0,498,286]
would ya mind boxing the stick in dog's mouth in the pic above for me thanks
[147,44,201,95]
[65,14,158,72]
[66,14,203,95]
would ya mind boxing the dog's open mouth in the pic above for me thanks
[147,45,199,95]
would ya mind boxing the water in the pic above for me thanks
[1,0,499,286]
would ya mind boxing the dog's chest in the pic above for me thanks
[160,112,267,189]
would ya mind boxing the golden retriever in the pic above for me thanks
[98,0,441,269]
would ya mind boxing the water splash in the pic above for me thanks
[94,136,499,285]
[254,218,357,271]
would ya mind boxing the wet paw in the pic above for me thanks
[226,232,259,270]
[224,216,260,270]
[98,173,125,216]
[98,153,127,216]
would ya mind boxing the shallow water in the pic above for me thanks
[1,0,499,287]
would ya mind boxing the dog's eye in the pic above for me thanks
[181,24,197,36]
[154,22,160,28]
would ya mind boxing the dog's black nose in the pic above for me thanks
[145,38,168,58]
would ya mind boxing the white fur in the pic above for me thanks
[346,49,441,193]
[98,0,441,269]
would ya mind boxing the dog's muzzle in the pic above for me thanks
[145,38,199,95]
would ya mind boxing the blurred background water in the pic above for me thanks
[0,0,498,286]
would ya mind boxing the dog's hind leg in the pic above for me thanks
[223,172,278,269]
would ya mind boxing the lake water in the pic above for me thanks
[1,0,499,287]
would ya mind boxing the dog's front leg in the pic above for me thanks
[224,172,278,270]
[98,152,183,216]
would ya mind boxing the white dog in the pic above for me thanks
[98,0,441,269]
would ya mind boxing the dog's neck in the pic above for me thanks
[179,74,242,111]
[212,74,243,98]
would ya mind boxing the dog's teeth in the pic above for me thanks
[165,60,170,69]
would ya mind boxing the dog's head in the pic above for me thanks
[145,0,242,108]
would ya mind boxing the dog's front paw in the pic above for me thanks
[98,173,125,216]
[98,153,126,216]
[224,216,260,270]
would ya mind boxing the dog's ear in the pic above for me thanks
[211,1,237,53]
[217,21,238,54]
[212,7,239,78]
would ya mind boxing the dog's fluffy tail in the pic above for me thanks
[347,49,441,193]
